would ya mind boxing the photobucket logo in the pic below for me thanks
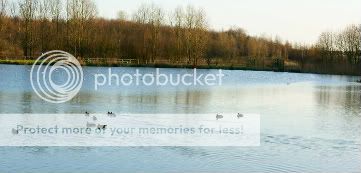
[30,50,83,103]
[94,68,225,90]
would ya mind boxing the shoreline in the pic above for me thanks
[0,59,360,77]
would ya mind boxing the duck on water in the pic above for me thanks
[107,111,116,117]
[237,113,244,118]
[216,114,223,120]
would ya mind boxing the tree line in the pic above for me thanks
[0,0,360,74]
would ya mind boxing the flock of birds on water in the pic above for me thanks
[85,112,244,130]
[10,78,361,135]
[11,112,244,135]
[216,113,244,120]
[84,111,116,130]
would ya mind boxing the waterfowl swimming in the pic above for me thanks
[216,114,223,120]
[97,124,107,130]
[107,111,116,117]
[85,111,90,116]
[237,113,244,118]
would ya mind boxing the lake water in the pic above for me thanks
[0,64,360,172]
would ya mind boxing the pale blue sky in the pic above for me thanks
[95,0,361,44]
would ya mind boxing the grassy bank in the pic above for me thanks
[1,59,360,76]
[0,59,37,65]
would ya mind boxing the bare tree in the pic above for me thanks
[335,31,346,59]
[0,0,7,18]
[170,6,185,63]
[343,24,361,64]
[117,10,127,21]
[131,3,165,63]
[184,5,195,64]
[19,0,38,57]
[184,5,208,66]
[317,31,335,62]
[148,4,164,62]
[0,0,7,54]
[67,0,97,20]
[131,4,151,63]
[67,0,97,57]
[0,0,7,35]
[48,0,62,49]
[9,1,18,17]
[37,0,52,52]
[38,0,50,19]
[358,24,361,62]
[335,25,360,64]
[132,3,150,24]
[49,0,62,21]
